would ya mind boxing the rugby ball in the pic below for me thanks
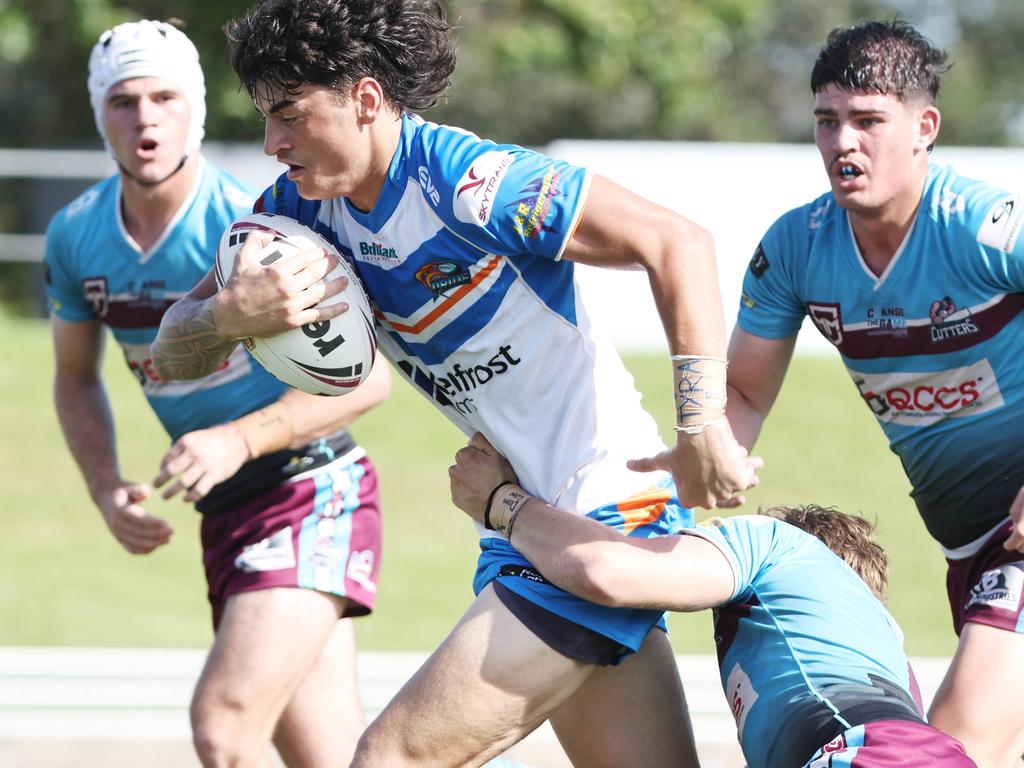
[215,213,376,396]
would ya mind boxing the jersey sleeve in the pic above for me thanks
[44,211,95,322]
[681,515,780,603]
[425,133,591,262]
[952,177,1024,290]
[735,209,809,340]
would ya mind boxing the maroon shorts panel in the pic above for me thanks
[806,720,975,767]
[200,455,381,629]
[945,521,1024,636]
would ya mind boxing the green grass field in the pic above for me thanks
[0,308,955,655]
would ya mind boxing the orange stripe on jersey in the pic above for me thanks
[616,488,673,535]
[374,255,502,334]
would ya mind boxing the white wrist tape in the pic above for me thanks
[671,354,728,435]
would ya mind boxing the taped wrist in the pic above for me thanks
[490,484,531,540]
[671,354,728,435]
[235,401,293,459]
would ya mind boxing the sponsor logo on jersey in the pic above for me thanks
[851,359,1003,425]
[865,304,908,337]
[454,150,513,226]
[940,189,966,215]
[928,296,980,342]
[821,734,848,754]
[234,527,296,572]
[511,166,560,239]
[82,276,109,317]
[395,344,522,416]
[977,194,1024,253]
[415,260,472,298]
[748,243,769,278]
[724,662,759,738]
[66,188,100,219]
[356,241,400,264]
[966,564,1024,612]
[807,302,843,345]
[807,200,831,231]
[418,166,441,206]
[741,292,756,309]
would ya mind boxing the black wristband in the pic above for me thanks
[484,481,513,531]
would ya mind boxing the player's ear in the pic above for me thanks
[352,77,385,125]
[915,103,941,153]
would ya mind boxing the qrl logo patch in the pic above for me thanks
[454,151,513,226]
[966,564,1024,612]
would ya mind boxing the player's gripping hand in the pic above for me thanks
[449,432,519,523]
[96,482,172,555]
[628,424,762,510]
[1005,484,1024,553]
[153,423,250,504]
[212,229,350,340]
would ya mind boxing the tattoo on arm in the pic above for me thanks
[152,298,238,381]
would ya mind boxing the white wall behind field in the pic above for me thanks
[14,141,1022,354]
[544,141,1024,354]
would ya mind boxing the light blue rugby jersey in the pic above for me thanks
[689,516,920,768]
[738,164,1024,549]
[257,113,673,526]
[45,159,287,441]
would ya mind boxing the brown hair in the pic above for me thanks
[760,504,889,600]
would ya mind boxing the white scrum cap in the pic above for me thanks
[87,20,206,157]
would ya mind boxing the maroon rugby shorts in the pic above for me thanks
[201,452,381,628]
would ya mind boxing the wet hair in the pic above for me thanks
[225,0,456,111]
[810,20,950,104]
[760,504,889,600]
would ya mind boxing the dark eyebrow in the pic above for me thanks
[813,107,887,117]
[267,98,295,114]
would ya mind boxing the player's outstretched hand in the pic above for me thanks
[1005,484,1024,552]
[96,482,173,555]
[153,424,250,504]
[449,433,519,523]
[213,229,350,339]
[628,424,763,510]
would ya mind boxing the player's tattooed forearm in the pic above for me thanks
[152,299,237,381]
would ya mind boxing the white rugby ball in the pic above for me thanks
[215,212,376,396]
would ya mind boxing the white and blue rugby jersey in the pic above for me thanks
[257,113,669,525]
[738,164,1024,549]
[689,516,920,768]
[45,160,285,441]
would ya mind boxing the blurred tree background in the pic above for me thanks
[1,0,1022,314]
[1,0,1023,149]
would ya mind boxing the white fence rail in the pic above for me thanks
[0,647,953,768]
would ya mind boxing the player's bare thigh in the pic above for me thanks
[191,589,348,764]
[929,622,1024,768]
[550,627,697,768]
[273,616,365,768]
[352,583,593,767]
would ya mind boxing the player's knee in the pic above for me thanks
[190,691,263,767]
[350,721,420,767]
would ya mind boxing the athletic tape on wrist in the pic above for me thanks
[671,354,728,435]
[484,481,514,531]
[493,485,531,539]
